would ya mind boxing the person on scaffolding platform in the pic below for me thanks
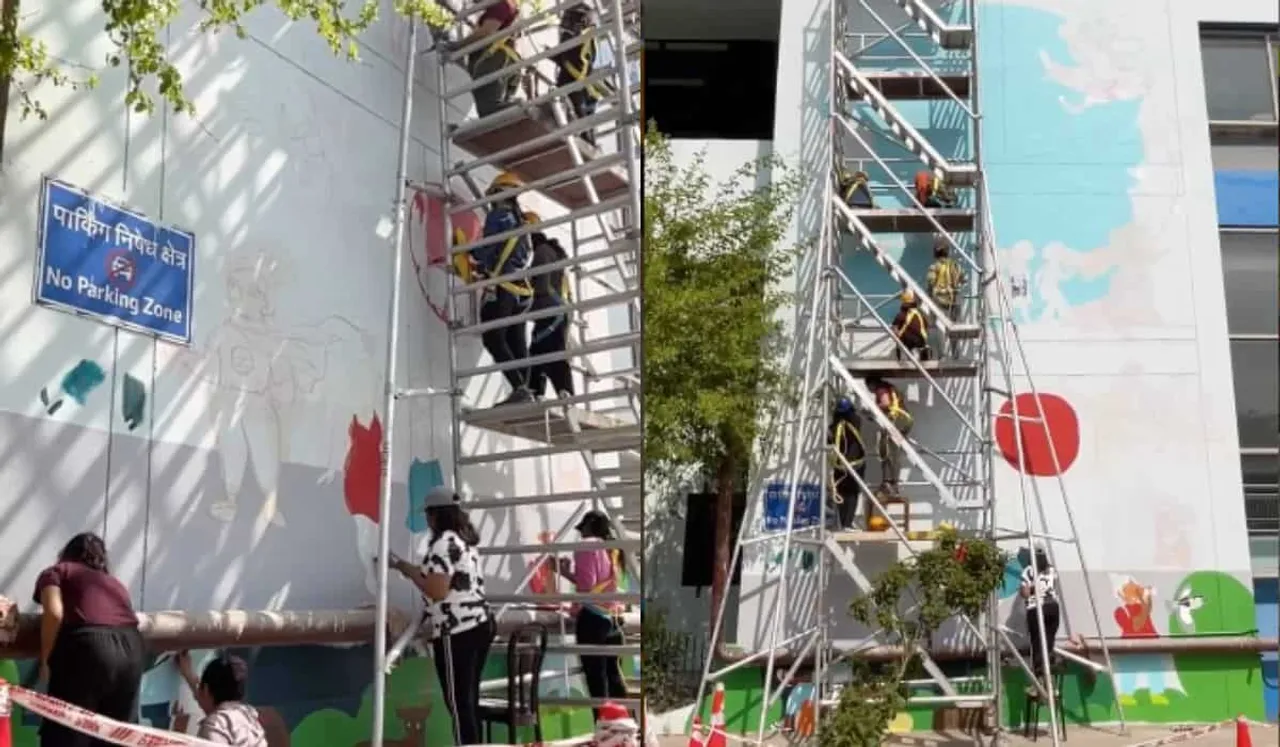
[914,169,957,208]
[390,487,495,747]
[553,3,602,146]
[890,290,931,363]
[454,0,522,117]
[837,168,875,208]
[866,376,913,498]
[558,510,630,721]
[925,236,965,321]
[828,396,866,530]
[33,532,147,747]
[473,171,536,406]
[523,211,576,400]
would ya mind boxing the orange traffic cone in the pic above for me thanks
[0,679,11,747]
[706,683,727,747]
[1236,715,1252,747]
[688,716,706,747]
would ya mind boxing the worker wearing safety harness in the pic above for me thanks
[925,237,965,320]
[523,211,575,399]
[455,0,522,117]
[829,396,867,530]
[914,169,956,208]
[558,510,630,720]
[890,290,931,362]
[867,376,913,498]
[473,172,535,405]
[837,169,875,209]
[553,4,602,146]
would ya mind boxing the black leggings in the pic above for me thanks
[528,313,572,397]
[434,619,497,746]
[1026,601,1061,680]
[575,609,627,720]
[480,289,531,391]
[832,466,865,528]
[42,626,146,747]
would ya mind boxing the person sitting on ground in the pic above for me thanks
[890,291,931,362]
[553,4,602,146]
[453,0,523,117]
[524,211,575,401]
[174,651,267,747]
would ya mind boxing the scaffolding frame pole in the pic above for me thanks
[370,17,419,747]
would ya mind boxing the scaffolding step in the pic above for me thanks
[906,694,993,708]
[450,104,630,211]
[889,0,973,50]
[847,207,975,233]
[461,401,629,441]
[829,530,940,549]
[860,69,971,100]
[843,358,979,378]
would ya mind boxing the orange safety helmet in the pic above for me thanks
[488,171,523,194]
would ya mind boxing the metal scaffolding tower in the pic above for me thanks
[371,1,642,745]
[696,0,1124,744]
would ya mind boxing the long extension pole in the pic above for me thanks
[371,17,419,747]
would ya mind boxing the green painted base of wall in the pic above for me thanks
[702,654,1267,735]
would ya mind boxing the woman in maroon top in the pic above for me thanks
[454,0,521,117]
[33,532,146,746]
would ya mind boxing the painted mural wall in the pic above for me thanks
[0,0,636,730]
[721,0,1275,726]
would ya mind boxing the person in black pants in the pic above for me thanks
[558,511,629,720]
[523,212,575,400]
[34,532,146,747]
[829,396,866,529]
[552,4,601,146]
[473,172,536,406]
[1020,546,1061,688]
[391,487,495,745]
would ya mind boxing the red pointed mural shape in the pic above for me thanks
[994,393,1080,477]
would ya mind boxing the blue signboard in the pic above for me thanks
[763,482,823,531]
[34,178,195,343]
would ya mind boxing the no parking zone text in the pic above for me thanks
[35,178,195,344]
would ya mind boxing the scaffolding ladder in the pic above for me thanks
[371,1,642,745]
[695,0,1125,744]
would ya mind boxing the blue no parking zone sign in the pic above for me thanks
[34,178,195,344]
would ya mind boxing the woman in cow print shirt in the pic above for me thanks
[390,486,494,745]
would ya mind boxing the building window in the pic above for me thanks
[1201,26,1280,142]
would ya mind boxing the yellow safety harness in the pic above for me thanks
[492,232,534,297]
[833,421,865,468]
[895,307,928,342]
[841,173,867,204]
[931,258,960,304]
[587,548,627,619]
[881,388,913,426]
[561,31,603,100]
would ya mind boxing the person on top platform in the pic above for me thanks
[471,172,536,406]
[866,376,912,498]
[455,0,523,117]
[890,290,931,363]
[829,396,867,530]
[837,169,874,209]
[914,170,956,208]
[558,510,631,721]
[553,4,602,147]
[523,211,576,400]
[925,236,965,321]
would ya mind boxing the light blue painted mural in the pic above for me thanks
[979,4,1143,323]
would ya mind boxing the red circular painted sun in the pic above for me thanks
[994,393,1080,477]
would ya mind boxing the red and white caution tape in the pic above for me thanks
[1123,718,1276,747]
[4,680,222,747]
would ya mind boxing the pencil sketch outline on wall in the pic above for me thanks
[178,248,377,534]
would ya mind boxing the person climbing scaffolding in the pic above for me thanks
[523,211,575,400]
[925,237,965,321]
[553,3,602,146]
[828,396,866,530]
[471,172,536,406]
[866,376,912,498]
[890,290,931,362]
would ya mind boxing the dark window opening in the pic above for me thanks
[644,40,778,140]
[681,491,747,588]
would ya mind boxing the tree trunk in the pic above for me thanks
[708,452,736,634]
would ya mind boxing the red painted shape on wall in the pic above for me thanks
[409,187,482,323]
[994,393,1080,477]
[344,414,383,522]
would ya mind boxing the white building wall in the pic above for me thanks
[0,0,620,617]
[734,0,1277,652]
